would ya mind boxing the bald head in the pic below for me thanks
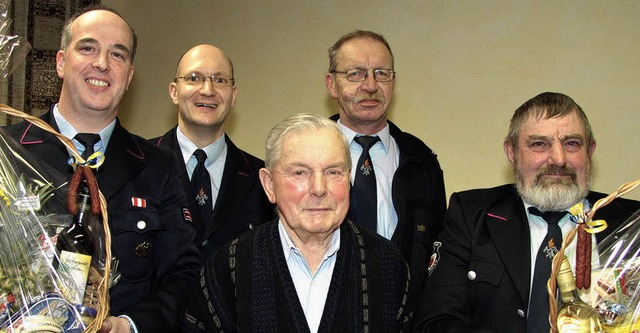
[169,44,238,147]
[175,44,234,79]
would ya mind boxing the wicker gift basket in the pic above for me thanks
[0,105,111,333]
[547,179,640,333]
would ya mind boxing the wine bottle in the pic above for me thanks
[56,180,94,305]
[556,255,604,332]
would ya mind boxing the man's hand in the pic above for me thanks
[99,316,131,333]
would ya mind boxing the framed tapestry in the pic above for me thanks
[1,0,99,126]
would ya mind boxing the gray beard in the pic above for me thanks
[515,167,591,212]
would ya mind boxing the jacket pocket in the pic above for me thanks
[109,209,165,283]
[468,258,504,309]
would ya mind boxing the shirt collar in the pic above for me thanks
[523,197,592,228]
[336,119,391,154]
[53,104,115,149]
[278,219,341,261]
[176,127,226,167]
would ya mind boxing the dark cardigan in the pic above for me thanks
[184,219,414,332]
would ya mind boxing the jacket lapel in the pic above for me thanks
[485,195,532,305]
[207,137,255,237]
[159,127,207,234]
[96,120,145,200]
[18,110,74,177]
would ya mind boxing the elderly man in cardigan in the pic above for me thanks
[183,113,413,332]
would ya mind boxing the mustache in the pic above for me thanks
[354,92,385,104]
[534,165,577,184]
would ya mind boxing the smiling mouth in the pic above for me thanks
[195,103,218,109]
[86,79,108,87]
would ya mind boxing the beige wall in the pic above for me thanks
[104,0,640,201]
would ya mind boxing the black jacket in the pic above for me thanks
[330,115,447,289]
[150,127,275,263]
[415,184,640,333]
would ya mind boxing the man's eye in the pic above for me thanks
[375,70,389,79]
[214,77,228,84]
[528,141,549,151]
[188,75,202,82]
[564,140,583,152]
[347,70,364,79]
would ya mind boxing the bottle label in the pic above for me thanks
[59,250,91,304]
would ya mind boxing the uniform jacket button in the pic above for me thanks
[136,220,146,230]
[201,239,209,247]
[517,309,526,318]
[467,270,476,280]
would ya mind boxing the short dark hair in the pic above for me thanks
[505,92,594,148]
[60,4,138,62]
[327,30,394,72]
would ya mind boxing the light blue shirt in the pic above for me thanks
[279,221,340,333]
[176,128,227,206]
[53,104,114,157]
[337,120,400,239]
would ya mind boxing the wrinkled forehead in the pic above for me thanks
[336,37,393,67]
[519,111,586,138]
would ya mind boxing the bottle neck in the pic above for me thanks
[559,288,582,303]
[75,181,92,226]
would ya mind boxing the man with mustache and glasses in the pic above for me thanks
[325,30,446,293]
[151,44,275,263]
[414,92,640,333]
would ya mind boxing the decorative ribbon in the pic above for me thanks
[68,151,105,169]
[569,202,608,234]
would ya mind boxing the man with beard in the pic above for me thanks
[414,92,640,333]
[325,30,446,291]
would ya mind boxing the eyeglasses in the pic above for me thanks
[175,73,235,88]
[331,68,395,82]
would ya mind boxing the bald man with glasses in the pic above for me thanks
[151,44,275,263]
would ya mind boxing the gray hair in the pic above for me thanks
[264,113,351,171]
[505,92,594,149]
[327,30,394,72]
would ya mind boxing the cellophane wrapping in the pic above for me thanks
[0,127,98,332]
[583,208,640,332]
[0,1,109,332]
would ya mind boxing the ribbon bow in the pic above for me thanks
[68,151,105,169]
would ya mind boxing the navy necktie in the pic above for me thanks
[526,206,567,333]
[191,149,212,223]
[74,133,101,161]
[350,136,380,231]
